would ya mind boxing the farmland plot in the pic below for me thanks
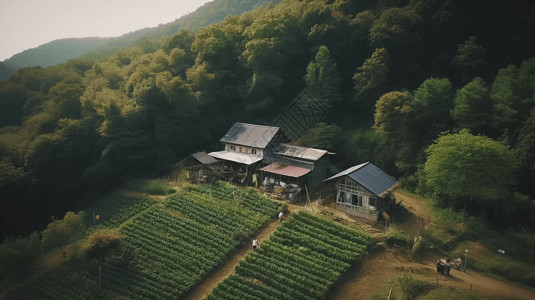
[5,182,281,299]
[208,211,375,300]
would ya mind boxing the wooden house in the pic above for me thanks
[259,144,333,201]
[208,122,280,184]
[324,162,399,221]
[175,152,220,183]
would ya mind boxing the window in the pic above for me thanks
[230,145,236,151]
[252,149,257,155]
[369,197,376,208]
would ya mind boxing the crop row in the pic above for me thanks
[5,183,281,299]
[209,212,375,300]
[82,193,154,228]
[187,182,281,217]
[164,193,268,236]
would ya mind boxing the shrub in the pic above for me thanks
[141,179,175,195]
[0,232,40,280]
[423,287,480,299]
[42,211,86,251]
[384,226,412,248]
[395,273,433,300]
[82,228,122,262]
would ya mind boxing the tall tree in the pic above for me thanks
[374,91,416,173]
[491,58,535,142]
[412,77,454,143]
[452,36,491,85]
[353,48,390,112]
[451,77,494,136]
[304,45,341,110]
[425,129,517,221]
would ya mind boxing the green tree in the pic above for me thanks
[412,77,453,143]
[353,48,390,112]
[296,122,342,151]
[451,77,494,135]
[374,91,416,173]
[491,58,535,141]
[304,45,341,110]
[42,211,86,251]
[425,130,517,221]
[452,36,491,85]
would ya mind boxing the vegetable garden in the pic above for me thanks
[208,211,375,300]
[5,182,281,299]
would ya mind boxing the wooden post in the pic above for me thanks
[41,241,45,271]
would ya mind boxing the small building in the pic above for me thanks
[259,144,333,201]
[209,122,280,184]
[324,162,399,221]
[274,143,333,187]
[175,152,220,183]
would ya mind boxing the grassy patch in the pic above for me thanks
[371,273,434,300]
[420,287,482,299]
[122,177,176,195]
[384,226,413,248]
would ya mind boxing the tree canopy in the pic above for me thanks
[424,130,517,221]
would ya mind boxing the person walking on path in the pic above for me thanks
[278,211,284,223]
[252,238,258,251]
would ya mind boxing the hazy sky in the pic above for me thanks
[0,0,213,61]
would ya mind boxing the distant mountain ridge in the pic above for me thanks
[0,0,276,80]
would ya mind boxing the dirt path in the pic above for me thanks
[186,201,303,300]
[332,190,535,300]
[186,218,281,300]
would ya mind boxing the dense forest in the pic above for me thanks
[0,0,276,80]
[1,0,535,239]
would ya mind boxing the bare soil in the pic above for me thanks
[330,191,535,300]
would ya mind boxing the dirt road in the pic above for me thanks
[332,190,535,300]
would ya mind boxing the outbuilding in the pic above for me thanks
[324,162,399,221]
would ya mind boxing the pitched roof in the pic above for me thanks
[208,151,263,165]
[220,122,279,148]
[191,152,219,165]
[275,143,328,161]
[325,162,398,197]
[260,162,311,178]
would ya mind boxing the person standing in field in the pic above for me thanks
[278,211,284,223]
[252,238,258,251]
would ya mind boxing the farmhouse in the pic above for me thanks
[208,122,280,183]
[259,143,333,201]
[324,162,399,221]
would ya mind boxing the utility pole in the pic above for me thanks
[464,249,469,272]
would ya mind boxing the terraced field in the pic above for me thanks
[4,182,281,299]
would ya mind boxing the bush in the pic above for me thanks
[395,273,433,300]
[42,211,86,251]
[384,226,412,248]
[411,236,425,258]
[140,179,176,195]
[423,287,480,299]
[82,228,122,262]
[0,232,40,280]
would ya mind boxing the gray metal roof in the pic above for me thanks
[325,162,398,196]
[275,143,328,161]
[220,122,279,148]
[191,152,219,165]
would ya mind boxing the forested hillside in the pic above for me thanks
[1,0,534,239]
[0,0,276,80]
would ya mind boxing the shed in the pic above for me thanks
[324,162,399,221]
